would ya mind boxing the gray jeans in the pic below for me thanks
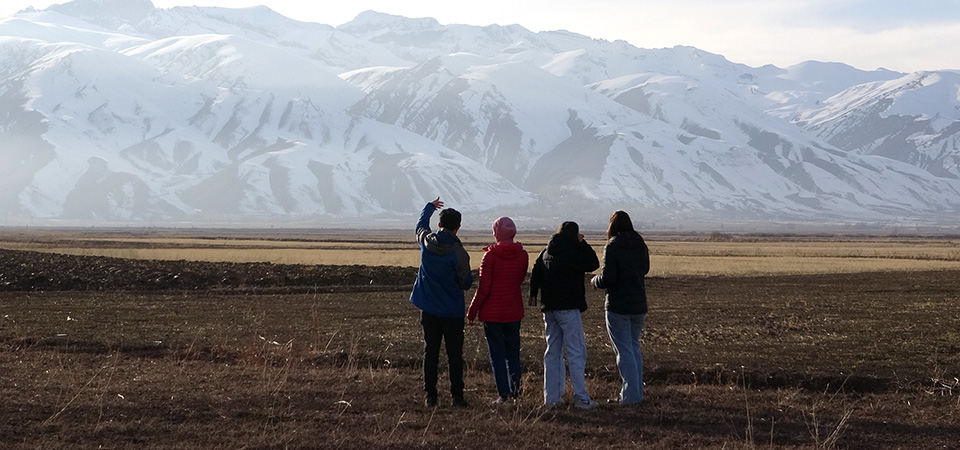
[542,309,592,405]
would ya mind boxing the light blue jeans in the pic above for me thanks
[605,311,646,404]
[543,309,592,405]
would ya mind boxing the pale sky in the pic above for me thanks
[2,0,959,73]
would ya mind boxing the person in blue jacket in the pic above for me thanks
[410,196,474,408]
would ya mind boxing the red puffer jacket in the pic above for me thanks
[467,242,529,323]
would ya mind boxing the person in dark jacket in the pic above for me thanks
[591,210,649,404]
[410,197,473,408]
[467,216,528,405]
[529,221,601,409]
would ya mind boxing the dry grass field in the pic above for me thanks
[1,228,958,449]
[1,228,958,276]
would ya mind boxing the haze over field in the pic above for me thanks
[1,0,959,229]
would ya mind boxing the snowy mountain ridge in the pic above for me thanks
[1,0,958,228]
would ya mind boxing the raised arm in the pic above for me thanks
[416,197,443,239]
[576,240,601,272]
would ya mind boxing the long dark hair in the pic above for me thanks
[606,210,638,241]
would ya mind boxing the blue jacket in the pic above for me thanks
[410,202,473,317]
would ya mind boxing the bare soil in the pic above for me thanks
[0,248,417,291]
[1,247,958,449]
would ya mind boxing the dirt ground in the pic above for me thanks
[1,247,959,449]
[0,248,418,291]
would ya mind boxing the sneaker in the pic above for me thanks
[452,396,470,408]
[491,396,507,406]
[425,395,438,407]
[573,398,600,410]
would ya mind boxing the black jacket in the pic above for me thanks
[530,233,600,312]
[591,231,649,315]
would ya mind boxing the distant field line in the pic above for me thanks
[3,245,960,277]
[648,255,960,277]
[7,236,959,259]
[646,241,960,260]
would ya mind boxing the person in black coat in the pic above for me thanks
[529,221,601,409]
[591,210,649,404]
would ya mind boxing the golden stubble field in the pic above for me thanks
[1,228,958,449]
[1,228,959,276]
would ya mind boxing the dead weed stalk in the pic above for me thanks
[923,358,958,400]
[43,356,111,427]
[801,382,856,449]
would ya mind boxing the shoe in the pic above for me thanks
[452,396,469,408]
[425,395,438,407]
[491,396,507,406]
[573,398,600,410]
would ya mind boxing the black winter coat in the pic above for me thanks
[591,232,649,315]
[530,233,600,312]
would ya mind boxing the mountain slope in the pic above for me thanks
[793,71,960,179]
[1,1,958,226]
[340,16,960,220]
[0,16,533,220]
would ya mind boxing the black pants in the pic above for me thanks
[420,311,465,398]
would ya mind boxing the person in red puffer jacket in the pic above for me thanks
[467,216,529,405]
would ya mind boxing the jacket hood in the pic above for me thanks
[545,232,579,256]
[424,229,460,256]
[485,241,525,258]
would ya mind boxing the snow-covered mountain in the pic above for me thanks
[1,0,958,228]
[792,71,960,180]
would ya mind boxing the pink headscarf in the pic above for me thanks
[492,216,517,243]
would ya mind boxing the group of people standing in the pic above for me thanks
[410,197,650,409]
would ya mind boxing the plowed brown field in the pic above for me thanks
[1,232,958,449]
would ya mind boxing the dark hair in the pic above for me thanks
[607,210,636,240]
[438,208,462,230]
[556,221,579,237]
